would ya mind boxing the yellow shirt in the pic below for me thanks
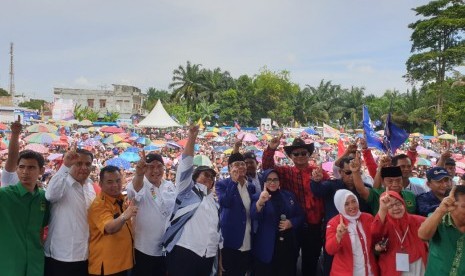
[88,192,134,275]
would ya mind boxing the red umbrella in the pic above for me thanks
[100,126,124,133]
[0,140,7,150]
[0,123,8,130]
[178,138,188,147]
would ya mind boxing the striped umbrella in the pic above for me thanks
[25,144,49,153]
[26,124,58,133]
[25,133,59,144]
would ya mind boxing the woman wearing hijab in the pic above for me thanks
[326,189,378,276]
[250,169,304,276]
[371,190,428,276]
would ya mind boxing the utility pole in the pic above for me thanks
[9,42,15,97]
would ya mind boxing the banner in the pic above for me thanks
[362,105,384,151]
[323,123,340,138]
[52,99,74,121]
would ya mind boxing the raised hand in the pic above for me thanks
[63,143,80,167]
[188,124,200,138]
[336,215,348,242]
[378,155,392,168]
[135,150,149,176]
[409,140,419,151]
[269,133,283,150]
[233,135,244,151]
[440,151,452,161]
[122,200,138,220]
[346,143,357,155]
[438,185,458,213]
[10,115,22,135]
[312,165,324,182]
[379,187,392,211]
[358,137,368,150]
[257,190,271,206]
[349,151,361,172]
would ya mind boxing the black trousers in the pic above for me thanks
[221,247,252,276]
[45,257,88,276]
[254,237,298,276]
[299,223,323,276]
[167,246,214,276]
[133,249,166,276]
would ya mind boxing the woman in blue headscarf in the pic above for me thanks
[250,168,304,276]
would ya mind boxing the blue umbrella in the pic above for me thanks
[144,145,160,151]
[220,166,228,173]
[194,144,200,151]
[213,146,228,152]
[126,147,141,153]
[304,128,318,135]
[136,137,151,145]
[120,152,141,162]
[166,141,181,149]
[130,132,139,138]
[409,177,426,186]
[106,157,131,170]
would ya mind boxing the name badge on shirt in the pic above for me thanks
[395,252,409,272]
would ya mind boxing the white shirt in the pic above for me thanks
[126,177,176,256]
[44,165,96,262]
[237,182,251,251]
[177,184,220,258]
[1,169,19,187]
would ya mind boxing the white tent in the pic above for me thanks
[137,100,181,128]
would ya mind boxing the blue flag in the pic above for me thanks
[383,112,409,156]
[362,106,384,151]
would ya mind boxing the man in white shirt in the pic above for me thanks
[127,152,176,276]
[164,125,221,276]
[44,147,96,276]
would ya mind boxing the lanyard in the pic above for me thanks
[394,225,409,250]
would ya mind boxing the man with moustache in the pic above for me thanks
[417,167,453,217]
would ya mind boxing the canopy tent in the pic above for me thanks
[137,100,181,128]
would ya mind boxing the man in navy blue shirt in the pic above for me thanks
[417,167,452,216]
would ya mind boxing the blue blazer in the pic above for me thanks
[216,177,256,250]
[250,189,304,263]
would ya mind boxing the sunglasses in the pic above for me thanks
[292,151,309,157]
[341,170,352,175]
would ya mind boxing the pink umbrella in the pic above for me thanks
[25,144,49,153]
[322,162,334,172]
[237,132,258,142]
[456,162,465,169]
[100,126,125,133]
[456,167,465,175]
[274,151,286,158]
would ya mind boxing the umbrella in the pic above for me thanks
[52,140,69,147]
[0,140,7,150]
[166,142,182,149]
[106,157,131,169]
[130,132,139,138]
[103,134,124,144]
[245,145,260,152]
[417,158,432,167]
[438,134,456,140]
[136,137,152,145]
[26,124,58,133]
[126,147,141,153]
[100,126,125,133]
[325,138,338,144]
[0,123,8,130]
[456,162,465,169]
[47,153,63,161]
[77,128,89,134]
[152,140,166,147]
[237,132,258,142]
[220,166,228,173]
[56,120,71,126]
[87,127,100,132]
[274,151,286,158]
[213,136,225,142]
[223,148,234,154]
[322,161,334,172]
[213,146,229,152]
[117,142,132,149]
[67,119,80,125]
[79,119,93,126]
[193,155,212,166]
[177,138,189,147]
[25,133,58,144]
[303,128,318,135]
[409,177,426,186]
[25,144,49,153]
[120,152,141,162]
[82,138,102,147]
[144,145,160,151]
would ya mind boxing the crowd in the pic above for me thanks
[0,117,465,276]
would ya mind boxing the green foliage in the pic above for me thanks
[19,99,46,110]
[73,104,99,122]
[103,112,120,122]
[0,88,9,96]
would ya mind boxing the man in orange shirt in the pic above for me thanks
[88,166,138,276]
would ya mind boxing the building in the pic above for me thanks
[53,84,146,119]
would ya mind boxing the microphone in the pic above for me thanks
[279,214,287,241]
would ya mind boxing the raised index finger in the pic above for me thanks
[339,214,344,225]
[16,115,20,122]
[449,185,457,199]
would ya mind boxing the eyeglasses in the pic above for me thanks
[265,178,280,183]
[341,170,352,175]
[231,161,246,168]
[388,201,403,209]
[292,151,309,157]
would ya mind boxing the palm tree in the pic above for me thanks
[199,68,236,103]
[340,86,365,128]
[169,61,205,111]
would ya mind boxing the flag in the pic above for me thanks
[323,123,340,138]
[337,139,346,157]
[234,121,241,132]
[433,123,438,136]
[383,112,409,156]
[197,118,205,129]
[362,105,384,151]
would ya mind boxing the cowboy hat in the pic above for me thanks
[283,138,314,156]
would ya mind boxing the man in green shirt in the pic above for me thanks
[0,150,49,276]
[419,184,465,276]
[352,160,416,215]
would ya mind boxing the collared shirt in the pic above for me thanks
[0,169,19,187]
[0,183,49,276]
[44,165,95,262]
[126,177,176,256]
[262,147,328,224]
[177,184,220,258]
[425,213,465,276]
[88,191,134,275]
[405,181,427,196]
[237,181,251,251]
[416,191,441,217]
[248,174,261,194]
[367,188,416,215]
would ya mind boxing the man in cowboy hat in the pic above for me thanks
[262,136,329,276]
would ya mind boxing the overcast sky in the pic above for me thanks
[0,0,427,101]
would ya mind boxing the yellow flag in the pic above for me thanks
[433,124,438,136]
[197,118,205,129]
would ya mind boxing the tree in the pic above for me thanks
[169,61,205,111]
[19,99,46,110]
[73,105,99,122]
[0,88,9,96]
[103,112,120,122]
[406,0,465,129]
[143,87,171,111]
[216,89,252,125]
